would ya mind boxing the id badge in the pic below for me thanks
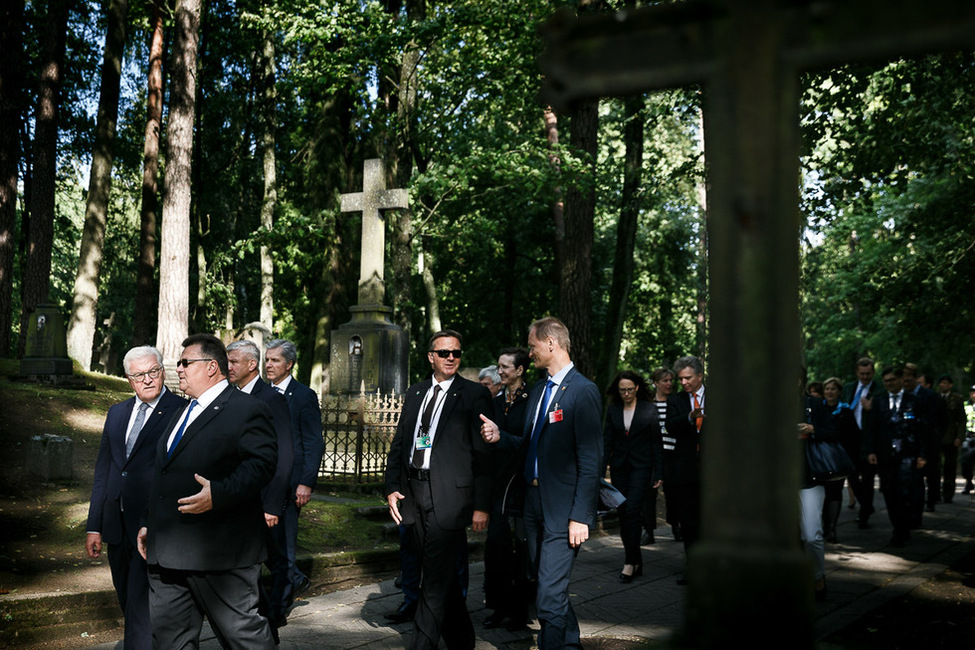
[415,434,432,450]
[549,409,563,424]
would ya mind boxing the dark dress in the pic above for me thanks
[483,385,532,622]
[603,400,664,566]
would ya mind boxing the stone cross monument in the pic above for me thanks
[539,1,975,647]
[330,158,409,394]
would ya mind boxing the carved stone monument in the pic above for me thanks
[20,303,74,377]
[330,159,409,394]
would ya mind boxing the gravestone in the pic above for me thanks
[20,303,74,377]
[539,1,975,647]
[330,159,409,395]
[26,434,73,481]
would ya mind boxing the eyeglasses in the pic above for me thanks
[432,349,463,359]
[618,387,636,394]
[177,358,213,368]
[128,366,162,381]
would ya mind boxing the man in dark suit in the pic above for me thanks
[867,366,929,546]
[227,339,295,630]
[902,363,942,510]
[842,356,885,528]
[480,317,602,650]
[936,374,967,504]
[265,339,324,606]
[385,329,494,650]
[137,334,277,648]
[664,355,706,584]
[86,346,186,649]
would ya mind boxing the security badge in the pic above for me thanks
[549,404,563,424]
[415,433,432,450]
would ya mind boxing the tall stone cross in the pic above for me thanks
[539,1,975,647]
[340,158,409,308]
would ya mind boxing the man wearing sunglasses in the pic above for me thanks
[138,334,278,648]
[86,346,186,649]
[385,329,494,650]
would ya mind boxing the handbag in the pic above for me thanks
[805,439,855,482]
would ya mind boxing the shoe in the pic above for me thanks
[482,611,506,629]
[815,579,828,603]
[293,574,311,598]
[856,517,870,529]
[619,563,642,583]
[640,530,655,545]
[384,601,417,624]
[394,572,402,589]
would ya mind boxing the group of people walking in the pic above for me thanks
[798,358,971,603]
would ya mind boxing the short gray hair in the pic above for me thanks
[673,355,704,377]
[266,338,298,365]
[479,365,500,384]
[122,346,163,375]
[227,339,261,362]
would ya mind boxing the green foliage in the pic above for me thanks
[801,53,975,384]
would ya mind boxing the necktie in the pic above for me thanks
[168,399,198,459]
[411,385,441,469]
[692,393,703,432]
[274,385,284,394]
[524,380,555,483]
[853,384,865,428]
[890,393,898,412]
[125,402,150,459]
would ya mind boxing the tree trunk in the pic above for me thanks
[0,0,25,357]
[602,92,645,389]
[132,0,166,347]
[19,0,68,357]
[156,0,201,362]
[258,30,276,331]
[544,107,564,282]
[559,97,598,379]
[418,241,441,336]
[66,0,129,370]
[695,109,708,360]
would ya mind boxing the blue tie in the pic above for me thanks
[524,380,555,484]
[167,400,198,459]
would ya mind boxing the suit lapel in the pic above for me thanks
[113,399,136,467]
[127,391,177,461]
[165,386,233,462]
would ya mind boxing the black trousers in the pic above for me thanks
[107,519,152,650]
[612,464,651,565]
[665,482,701,555]
[408,478,473,650]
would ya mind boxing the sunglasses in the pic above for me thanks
[432,349,463,359]
[176,358,213,368]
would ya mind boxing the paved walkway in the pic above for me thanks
[94,487,975,649]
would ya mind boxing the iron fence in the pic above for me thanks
[318,391,403,483]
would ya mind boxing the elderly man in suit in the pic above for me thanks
[480,317,602,650]
[842,356,885,528]
[265,338,324,605]
[86,346,186,649]
[664,355,706,585]
[137,334,277,649]
[227,339,295,630]
[385,329,494,650]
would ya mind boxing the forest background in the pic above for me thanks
[1,0,973,395]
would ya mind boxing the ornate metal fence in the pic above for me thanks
[319,391,403,483]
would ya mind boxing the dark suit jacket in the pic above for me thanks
[385,374,494,531]
[248,379,294,517]
[279,378,324,491]
[867,390,928,465]
[522,366,602,529]
[87,388,187,545]
[603,400,664,481]
[145,384,277,571]
[663,390,705,487]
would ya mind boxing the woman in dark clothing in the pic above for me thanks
[604,370,664,583]
[482,347,532,631]
[820,376,858,543]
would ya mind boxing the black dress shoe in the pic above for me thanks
[384,601,417,624]
[672,525,683,542]
[482,611,506,629]
[293,574,311,598]
[640,530,655,545]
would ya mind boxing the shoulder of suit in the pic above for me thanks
[160,389,188,408]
